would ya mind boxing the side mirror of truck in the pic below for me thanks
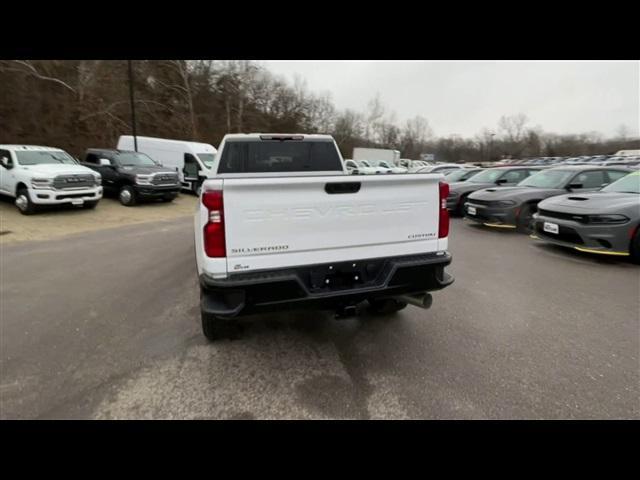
[99,158,112,167]
[568,183,582,190]
[496,178,508,184]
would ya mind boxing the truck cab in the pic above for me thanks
[0,145,102,215]
[80,149,181,206]
[117,136,216,195]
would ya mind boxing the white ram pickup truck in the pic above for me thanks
[194,134,454,340]
[0,145,102,214]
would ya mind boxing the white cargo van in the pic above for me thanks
[353,148,401,164]
[117,136,217,195]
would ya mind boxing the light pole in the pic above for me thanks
[488,133,496,162]
[127,60,138,152]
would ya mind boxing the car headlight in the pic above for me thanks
[497,200,517,207]
[587,214,629,224]
[31,178,53,189]
[94,175,102,186]
[135,174,153,185]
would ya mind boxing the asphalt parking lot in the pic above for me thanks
[1,215,638,419]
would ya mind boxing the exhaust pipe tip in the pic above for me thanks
[396,292,433,309]
[335,305,358,319]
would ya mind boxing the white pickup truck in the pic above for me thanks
[0,145,102,214]
[194,134,454,340]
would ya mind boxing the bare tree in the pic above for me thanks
[150,60,200,138]
[498,113,528,143]
[616,124,630,140]
[497,113,530,156]
[2,60,639,163]
[365,93,385,144]
[1,60,77,93]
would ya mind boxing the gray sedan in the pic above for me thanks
[463,166,632,231]
[530,171,640,262]
[446,166,543,215]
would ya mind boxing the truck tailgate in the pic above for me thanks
[222,174,444,273]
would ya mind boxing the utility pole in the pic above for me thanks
[127,60,138,152]
[488,133,496,162]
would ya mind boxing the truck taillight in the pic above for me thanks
[203,190,226,258]
[439,181,450,239]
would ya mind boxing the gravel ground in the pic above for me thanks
[0,193,198,244]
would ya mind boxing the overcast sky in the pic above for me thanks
[261,61,639,139]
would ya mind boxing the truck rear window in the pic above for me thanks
[217,140,342,173]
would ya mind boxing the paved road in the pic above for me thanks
[1,217,638,419]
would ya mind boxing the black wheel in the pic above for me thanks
[194,181,203,196]
[517,203,535,233]
[456,194,468,216]
[15,188,37,215]
[367,298,408,315]
[201,311,242,341]
[630,228,640,265]
[119,185,137,206]
[83,200,99,209]
[161,195,176,203]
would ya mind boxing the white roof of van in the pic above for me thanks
[0,145,64,152]
[119,135,215,150]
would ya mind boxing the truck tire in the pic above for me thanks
[15,188,37,215]
[630,228,640,265]
[83,200,99,209]
[119,185,137,206]
[456,194,469,216]
[201,311,242,341]
[517,203,535,233]
[367,298,408,315]
[194,180,203,197]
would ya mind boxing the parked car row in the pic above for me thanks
[502,154,640,168]
[449,164,640,262]
[346,158,472,175]
[0,136,217,214]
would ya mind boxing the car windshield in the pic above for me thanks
[16,150,77,165]
[518,169,574,189]
[197,153,215,168]
[446,169,479,182]
[468,169,506,183]
[358,160,372,167]
[601,172,640,194]
[117,152,157,167]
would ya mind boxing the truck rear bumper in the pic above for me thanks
[200,252,454,318]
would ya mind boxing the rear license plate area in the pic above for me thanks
[307,260,384,292]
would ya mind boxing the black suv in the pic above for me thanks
[81,149,181,206]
